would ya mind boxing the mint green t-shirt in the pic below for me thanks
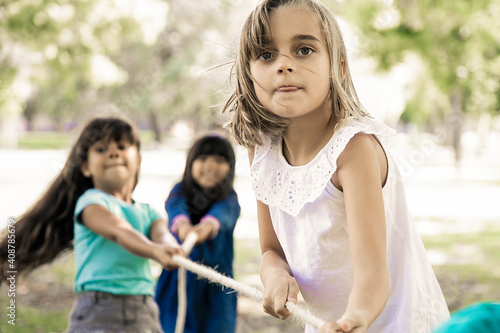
[73,188,164,295]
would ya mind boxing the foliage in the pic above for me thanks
[109,0,240,140]
[339,0,500,122]
[0,0,247,141]
[339,0,500,162]
[0,0,144,127]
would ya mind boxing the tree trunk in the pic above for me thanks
[449,91,463,166]
[23,95,38,130]
[149,111,162,142]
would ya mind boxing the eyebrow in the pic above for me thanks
[292,34,322,43]
[258,34,322,50]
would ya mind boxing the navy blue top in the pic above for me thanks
[155,182,241,333]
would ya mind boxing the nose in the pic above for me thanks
[108,144,119,158]
[204,159,216,171]
[276,53,294,74]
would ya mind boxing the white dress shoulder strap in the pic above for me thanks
[251,117,396,217]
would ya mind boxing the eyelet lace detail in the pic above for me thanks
[251,117,396,216]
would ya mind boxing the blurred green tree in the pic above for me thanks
[339,0,500,163]
[0,0,243,144]
[0,0,144,130]
[109,0,238,141]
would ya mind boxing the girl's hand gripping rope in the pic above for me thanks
[152,243,186,271]
[262,270,300,320]
[171,232,327,330]
[318,310,368,333]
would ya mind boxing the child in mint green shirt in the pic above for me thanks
[74,188,164,296]
[0,111,185,332]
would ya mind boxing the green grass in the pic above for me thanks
[18,131,72,149]
[0,243,262,332]
[1,228,498,331]
[17,130,157,150]
[422,227,500,311]
[49,253,76,281]
[422,228,500,268]
[234,238,261,266]
[0,299,69,333]
[234,238,261,281]
[0,254,76,333]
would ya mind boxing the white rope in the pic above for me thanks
[171,232,326,329]
[175,263,187,333]
[175,232,198,333]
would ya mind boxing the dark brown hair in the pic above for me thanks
[179,134,236,222]
[0,111,140,280]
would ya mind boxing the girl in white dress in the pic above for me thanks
[223,0,450,332]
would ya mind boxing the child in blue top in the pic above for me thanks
[155,134,241,333]
[0,108,184,332]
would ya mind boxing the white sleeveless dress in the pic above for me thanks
[250,117,450,333]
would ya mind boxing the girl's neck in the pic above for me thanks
[282,111,338,166]
[96,185,134,204]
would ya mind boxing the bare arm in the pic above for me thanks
[258,200,300,320]
[150,218,181,247]
[322,134,391,332]
[249,147,300,320]
[81,205,184,270]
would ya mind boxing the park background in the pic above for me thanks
[1,0,500,332]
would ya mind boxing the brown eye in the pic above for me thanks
[95,146,106,153]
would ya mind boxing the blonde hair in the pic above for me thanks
[223,0,369,148]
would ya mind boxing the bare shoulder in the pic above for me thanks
[333,133,387,190]
[338,133,380,165]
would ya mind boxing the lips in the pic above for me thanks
[275,85,301,92]
[106,164,124,168]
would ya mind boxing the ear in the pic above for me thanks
[81,161,92,178]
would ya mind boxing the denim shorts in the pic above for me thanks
[66,291,163,333]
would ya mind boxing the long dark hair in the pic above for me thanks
[0,112,141,280]
[180,134,236,222]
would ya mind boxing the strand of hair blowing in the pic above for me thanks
[0,150,92,282]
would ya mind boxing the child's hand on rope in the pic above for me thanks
[193,216,219,244]
[177,221,194,242]
[177,219,217,245]
[191,223,214,244]
[319,311,368,333]
[152,243,185,271]
[262,270,300,320]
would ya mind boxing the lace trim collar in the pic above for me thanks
[250,117,396,216]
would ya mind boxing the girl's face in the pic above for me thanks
[250,6,331,119]
[191,154,230,189]
[81,139,140,193]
